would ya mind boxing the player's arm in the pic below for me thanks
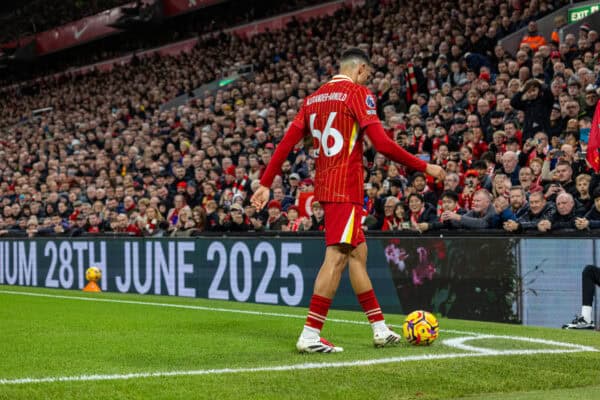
[251,122,306,210]
[364,122,445,180]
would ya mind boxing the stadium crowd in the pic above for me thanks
[1,0,600,237]
[0,0,131,43]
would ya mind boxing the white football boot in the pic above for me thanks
[296,336,344,353]
[373,327,402,347]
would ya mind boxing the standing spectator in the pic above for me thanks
[510,79,554,140]
[520,21,547,53]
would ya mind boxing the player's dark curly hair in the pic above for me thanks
[340,48,371,65]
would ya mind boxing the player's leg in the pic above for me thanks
[296,244,350,353]
[563,264,599,329]
[297,201,360,353]
[349,242,401,347]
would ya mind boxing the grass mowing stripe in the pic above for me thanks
[0,348,591,386]
[0,289,478,336]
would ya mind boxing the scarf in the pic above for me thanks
[233,175,248,196]
[410,207,424,226]
[411,134,426,153]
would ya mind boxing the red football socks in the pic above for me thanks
[358,289,385,323]
[305,294,332,331]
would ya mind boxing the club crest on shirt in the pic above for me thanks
[365,95,376,109]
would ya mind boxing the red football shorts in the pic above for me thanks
[321,202,365,248]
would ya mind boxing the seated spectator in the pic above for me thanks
[505,191,555,232]
[244,204,264,232]
[298,201,325,232]
[112,213,141,236]
[381,196,401,231]
[283,205,305,232]
[265,200,288,231]
[493,173,511,199]
[408,172,437,207]
[575,174,593,211]
[491,195,516,228]
[419,191,465,231]
[576,188,600,231]
[407,193,437,231]
[509,186,529,218]
[498,151,520,185]
[544,160,577,199]
[547,192,585,231]
[144,206,164,235]
[205,200,222,232]
[222,204,252,232]
[445,189,497,229]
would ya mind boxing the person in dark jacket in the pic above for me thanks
[418,191,466,231]
[576,187,600,230]
[510,79,554,140]
[406,193,437,231]
[222,204,253,232]
[548,192,585,231]
[504,191,555,232]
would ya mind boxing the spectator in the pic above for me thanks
[505,191,555,232]
[381,196,401,231]
[510,79,554,140]
[547,192,585,231]
[445,189,497,229]
[575,174,593,210]
[283,205,305,232]
[407,193,437,231]
[509,186,529,218]
[520,21,547,52]
[491,195,516,228]
[265,200,288,231]
[222,204,252,232]
[576,188,600,231]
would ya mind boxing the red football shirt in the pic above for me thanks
[291,75,379,203]
[260,74,427,204]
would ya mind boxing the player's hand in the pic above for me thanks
[425,164,446,181]
[251,185,270,210]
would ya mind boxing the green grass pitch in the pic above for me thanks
[0,285,599,400]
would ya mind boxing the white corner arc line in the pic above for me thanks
[443,335,597,354]
[0,348,592,386]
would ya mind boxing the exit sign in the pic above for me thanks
[569,3,600,22]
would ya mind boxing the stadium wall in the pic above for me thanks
[0,236,536,324]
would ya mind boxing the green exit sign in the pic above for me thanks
[569,3,600,23]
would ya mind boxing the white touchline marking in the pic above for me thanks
[0,289,478,336]
[0,348,593,386]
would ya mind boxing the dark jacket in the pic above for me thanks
[510,85,554,140]
[409,203,438,224]
[517,203,556,231]
[551,206,586,231]
[584,207,600,229]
